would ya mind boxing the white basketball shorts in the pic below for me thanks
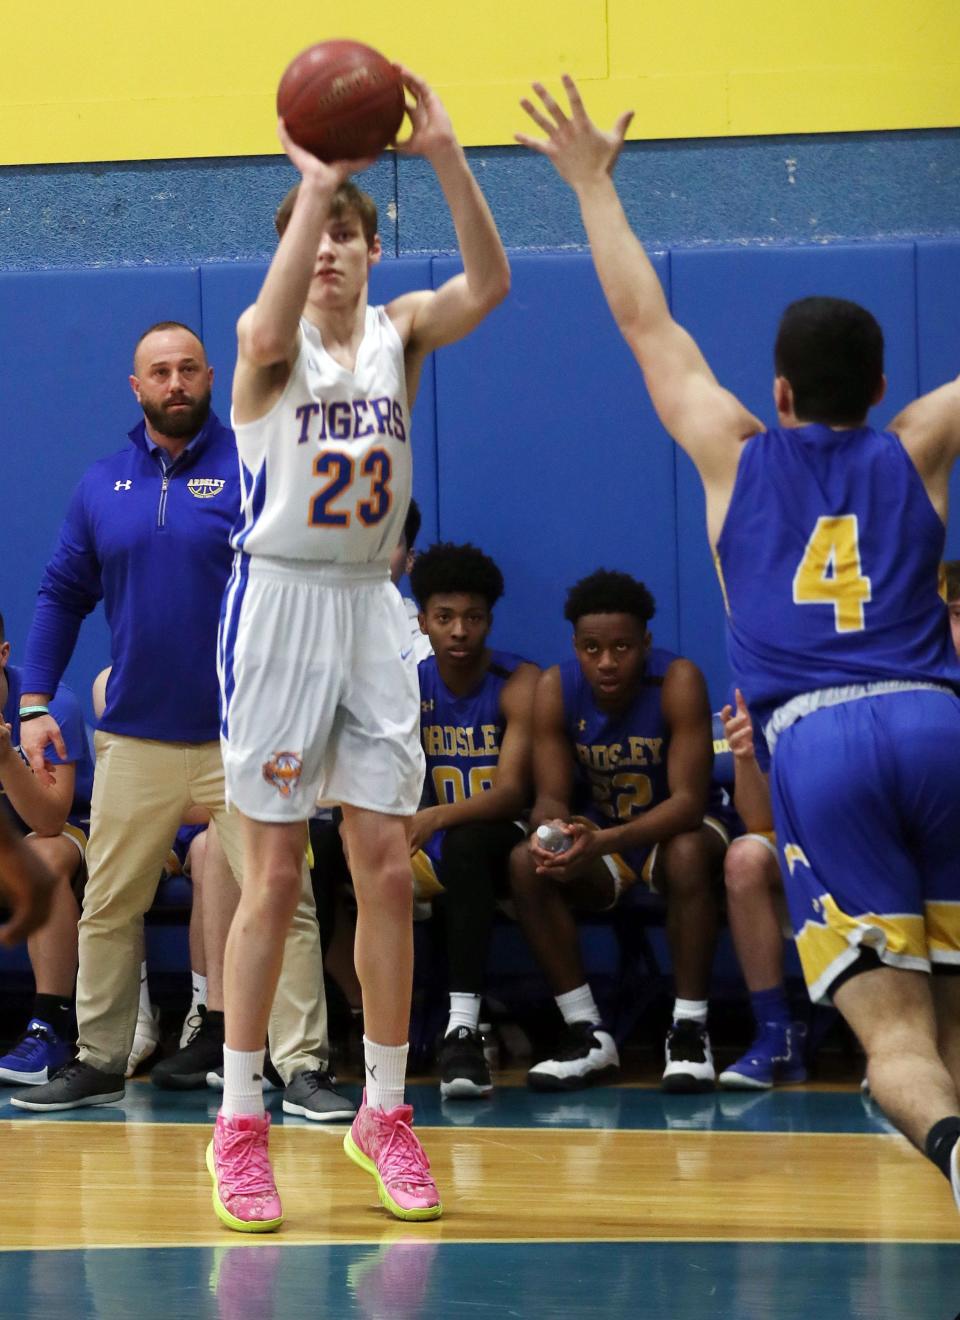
[219,556,424,822]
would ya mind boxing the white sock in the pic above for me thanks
[673,998,708,1025]
[556,984,600,1027]
[222,1045,266,1119]
[137,961,152,1015]
[446,992,481,1035]
[363,1036,408,1112]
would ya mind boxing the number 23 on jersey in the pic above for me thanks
[793,514,871,633]
[308,448,392,528]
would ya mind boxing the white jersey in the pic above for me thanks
[231,307,411,564]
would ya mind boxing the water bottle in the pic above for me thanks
[535,823,573,853]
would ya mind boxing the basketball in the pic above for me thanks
[277,40,406,162]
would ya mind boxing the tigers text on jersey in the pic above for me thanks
[418,650,526,811]
[231,309,411,564]
[716,425,960,734]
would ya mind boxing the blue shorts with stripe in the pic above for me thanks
[770,688,960,1002]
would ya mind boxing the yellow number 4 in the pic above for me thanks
[793,515,871,633]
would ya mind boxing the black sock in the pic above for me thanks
[924,1116,960,1181]
[32,994,74,1039]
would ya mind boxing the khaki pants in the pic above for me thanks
[76,732,328,1079]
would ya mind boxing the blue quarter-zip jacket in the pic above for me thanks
[22,412,240,743]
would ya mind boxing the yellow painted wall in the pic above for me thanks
[3,1,958,165]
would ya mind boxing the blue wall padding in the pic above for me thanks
[198,258,440,556]
[430,251,680,668]
[0,266,203,709]
[916,242,960,556]
[670,242,920,701]
[2,241,958,723]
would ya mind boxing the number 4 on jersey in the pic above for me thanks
[793,514,871,633]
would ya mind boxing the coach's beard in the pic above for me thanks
[143,389,211,441]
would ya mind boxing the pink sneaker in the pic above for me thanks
[343,1090,442,1220]
[206,1110,284,1233]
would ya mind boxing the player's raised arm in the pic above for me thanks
[387,70,510,362]
[517,76,760,510]
[888,376,960,522]
[234,123,377,417]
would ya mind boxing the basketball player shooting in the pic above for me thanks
[518,74,960,1212]
[209,63,510,1231]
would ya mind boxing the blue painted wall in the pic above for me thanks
[1,131,959,269]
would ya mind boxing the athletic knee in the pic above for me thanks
[354,862,413,918]
[659,830,718,898]
[509,841,543,901]
[723,841,774,900]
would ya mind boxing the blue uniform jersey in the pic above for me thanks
[22,412,240,744]
[716,424,960,734]
[559,648,674,856]
[2,663,94,836]
[419,650,527,810]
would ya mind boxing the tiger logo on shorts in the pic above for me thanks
[262,751,303,797]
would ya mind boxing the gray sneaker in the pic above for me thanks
[10,1059,125,1111]
[282,1068,356,1122]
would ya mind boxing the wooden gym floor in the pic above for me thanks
[0,1072,957,1319]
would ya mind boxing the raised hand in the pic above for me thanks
[721,689,756,760]
[394,67,456,160]
[516,74,633,187]
[277,118,376,187]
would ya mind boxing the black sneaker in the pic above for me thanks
[439,1026,493,1099]
[282,1068,357,1121]
[151,1004,224,1090]
[526,1020,619,1092]
[9,1059,124,1111]
[662,1019,716,1093]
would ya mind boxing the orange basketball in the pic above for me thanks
[277,40,406,162]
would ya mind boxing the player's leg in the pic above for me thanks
[655,824,724,1092]
[340,804,442,1221]
[933,975,960,1097]
[436,820,525,1099]
[511,837,620,1091]
[12,734,187,1110]
[719,835,806,1090]
[834,965,960,1158]
[152,822,240,1090]
[773,692,960,1209]
[206,812,304,1234]
[0,834,80,1084]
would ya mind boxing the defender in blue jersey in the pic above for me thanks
[408,543,538,1099]
[520,76,960,1209]
[0,614,94,1084]
[510,571,727,1093]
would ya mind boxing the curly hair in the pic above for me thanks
[409,542,505,610]
[564,569,656,627]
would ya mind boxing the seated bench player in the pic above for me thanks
[407,542,538,1098]
[0,611,93,1084]
[509,570,727,1092]
[713,691,807,1089]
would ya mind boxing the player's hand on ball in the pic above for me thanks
[394,68,456,159]
[277,118,377,187]
[516,74,633,186]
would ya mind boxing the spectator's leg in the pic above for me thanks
[74,735,188,1075]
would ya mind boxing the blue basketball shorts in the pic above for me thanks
[770,688,960,1002]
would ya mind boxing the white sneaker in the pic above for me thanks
[126,1006,161,1078]
[951,1138,960,1214]
[526,1021,619,1092]
[662,1020,715,1093]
